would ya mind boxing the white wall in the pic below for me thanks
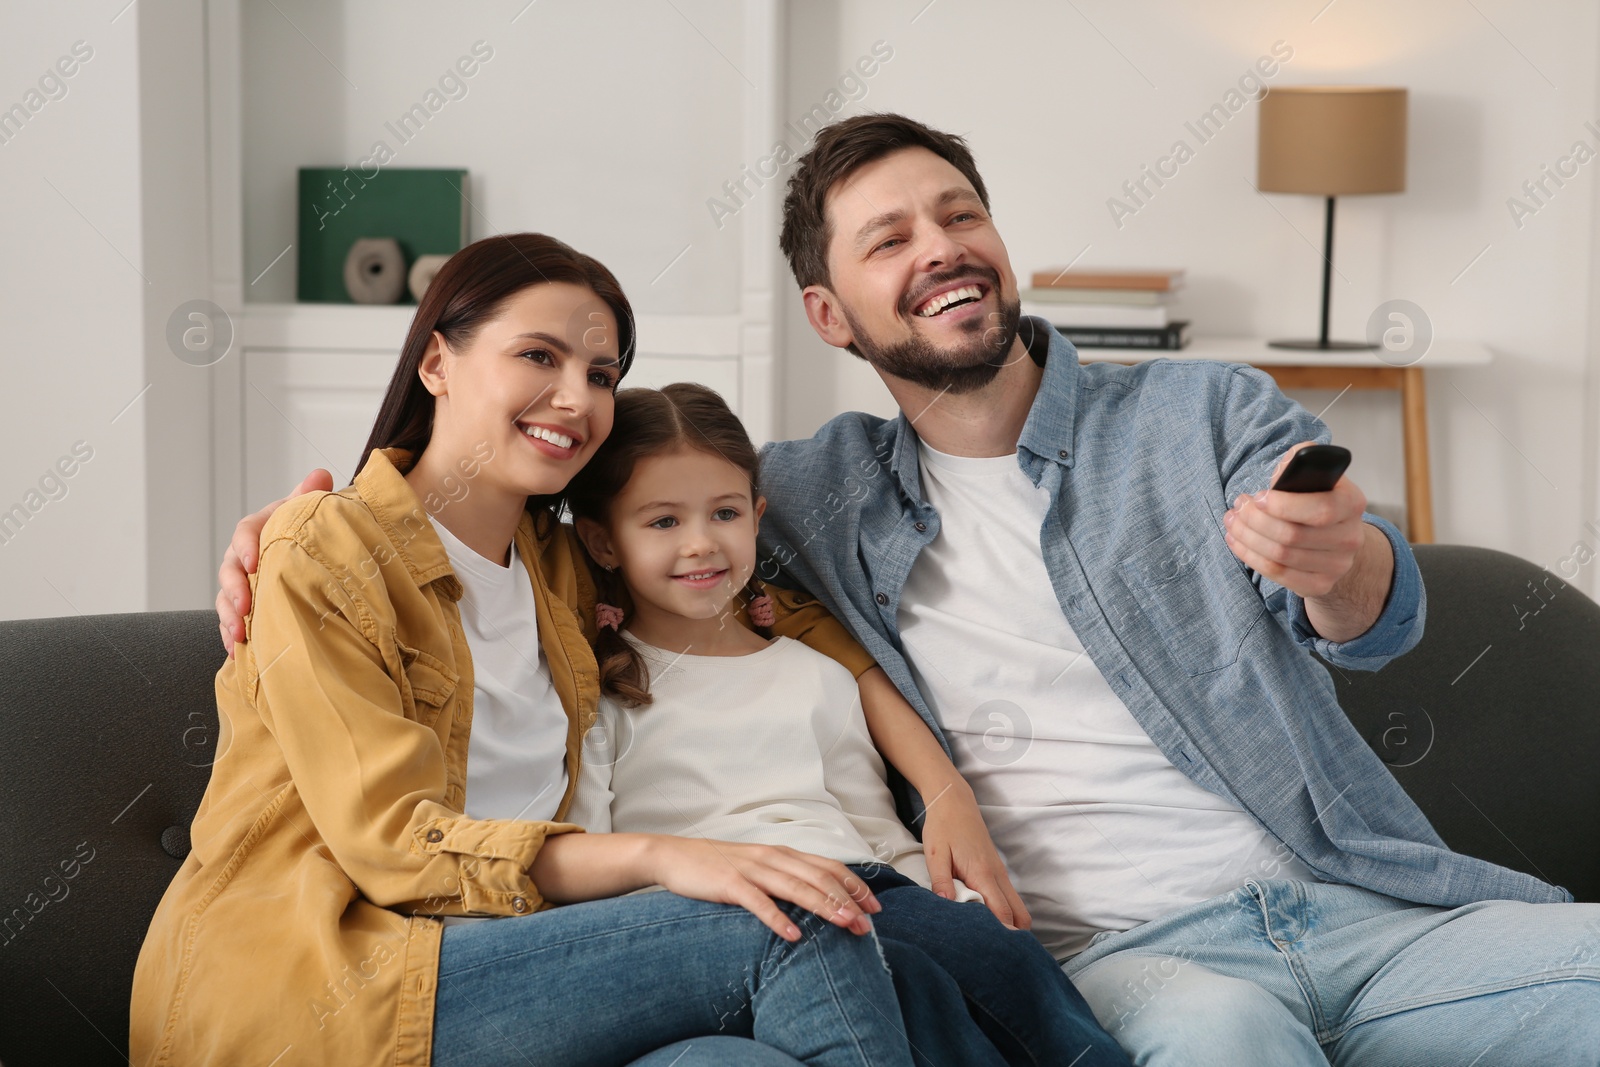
[139,0,216,611]
[2,7,145,620]
[0,2,214,622]
[782,0,1600,591]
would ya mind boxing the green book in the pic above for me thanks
[296,167,469,303]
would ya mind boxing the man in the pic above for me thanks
[219,115,1599,1063]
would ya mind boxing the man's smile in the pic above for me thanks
[915,283,988,318]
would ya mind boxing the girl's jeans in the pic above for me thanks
[852,863,1131,1067]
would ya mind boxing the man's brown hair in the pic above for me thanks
[779,113,991,292]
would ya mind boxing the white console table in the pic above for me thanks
[1076,339,1495,544]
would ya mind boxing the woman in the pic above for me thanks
[132,234,924,1067]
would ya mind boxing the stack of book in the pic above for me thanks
[1020,268,1189,350]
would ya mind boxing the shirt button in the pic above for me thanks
[511,897,529,914]
[1058,450,1068,459]
[914,521,927,532]
[425,829,444,843]
[875,592,889,606]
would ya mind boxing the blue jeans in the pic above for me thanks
[1063,879,1600,1065]
[625,1037,806,1065]
[853,865,1130,1067]
[431,890,915,1067]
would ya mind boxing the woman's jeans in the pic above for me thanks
[431,890,915,1067]
[853,864,1131,1067]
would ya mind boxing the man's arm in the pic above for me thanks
[1222,440,1394,643]
[1213,366,1424,666]
[216,468,333,654]
[1304,524,1395,642]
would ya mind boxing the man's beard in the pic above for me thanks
[841,275,1024,396]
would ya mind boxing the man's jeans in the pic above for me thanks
[1063,879,1600,1065]
[432,890,916,1067]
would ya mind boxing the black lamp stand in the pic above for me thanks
[1268,196,1377,351]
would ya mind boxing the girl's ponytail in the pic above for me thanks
[736,577,774,634]
[590,564,653,708]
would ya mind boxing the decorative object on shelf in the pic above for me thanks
[343,238,406,304]
[407,254,452,303]
[1257,86,1407,351]
[297,167,469,303]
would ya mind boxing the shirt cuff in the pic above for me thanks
[1285,513,1426,670]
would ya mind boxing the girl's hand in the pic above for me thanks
[921,782,1032,930]
[645,837,882,942]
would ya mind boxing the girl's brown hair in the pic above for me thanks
[356,232,636,535]
[565,383,766,707]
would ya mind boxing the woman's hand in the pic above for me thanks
[921,781,1031,930]
[646,837,882,943]
[217,468,333,656]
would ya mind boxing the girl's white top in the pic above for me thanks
[568,632,979,902]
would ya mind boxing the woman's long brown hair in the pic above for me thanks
[355,232,636,535]
[564,383,768,707]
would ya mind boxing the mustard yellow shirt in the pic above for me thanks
[130,447,872,1066]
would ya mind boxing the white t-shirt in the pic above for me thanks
[897,441,1314,958]
[428,517,567,824]
[568,633,979,902]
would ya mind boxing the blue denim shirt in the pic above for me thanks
[758,318,1568,909]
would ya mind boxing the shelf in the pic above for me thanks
[240,304,415,351]
[1075,337,1492,369]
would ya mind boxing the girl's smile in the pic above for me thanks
[672,568,729,588]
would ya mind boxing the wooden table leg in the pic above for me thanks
[1400,366,1433,543]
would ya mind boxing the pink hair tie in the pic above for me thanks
[596,603,625,631]
[747,594,775,628]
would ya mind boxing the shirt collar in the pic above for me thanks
[351,447,461,599]
[1016,317,1081,469]
[888,317,1080,503]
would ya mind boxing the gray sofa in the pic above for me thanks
[1,544,1596,1065]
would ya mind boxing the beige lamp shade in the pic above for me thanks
[1258,86,1407,195]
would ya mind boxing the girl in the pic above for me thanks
[132,234,937,1067]
[565,383,1131,1067]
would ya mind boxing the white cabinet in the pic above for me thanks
[243,348,398,501]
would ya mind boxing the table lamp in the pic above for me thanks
[1258,86,1407,350]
